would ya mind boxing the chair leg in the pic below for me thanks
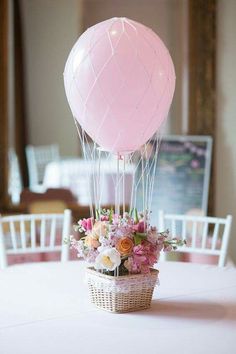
[0,238,7,269]
[61,209,72,262]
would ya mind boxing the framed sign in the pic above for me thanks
[150,135,212,223]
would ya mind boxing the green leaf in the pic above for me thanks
[109,209,113,224]
[136,232,147,238]
[134,233,146,245]
[134,208,139,224]
[134,234,142,245]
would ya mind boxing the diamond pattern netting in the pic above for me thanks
[64,17,174,153]
[64,18,174,218]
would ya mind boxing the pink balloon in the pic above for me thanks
[64,17,175,154]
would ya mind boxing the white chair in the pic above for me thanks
[26,144,60,192]
[0,209,71,269]
[8,148,23,204]
[158,210,232,267]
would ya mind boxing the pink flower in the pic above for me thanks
[125,241,158,273]
[133,221,145,233]
[112,214,121,225]
[80,218,93,231]
[124,257,139,273]
[100,215,109,221]
[86,249,99,263]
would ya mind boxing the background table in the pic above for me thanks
[43,158,133,205]
[0,261,236,354]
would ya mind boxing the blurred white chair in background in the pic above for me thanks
[26,144,60,192]
[0,209,71,269]
[158,210,232,267]
[8,148,23,204]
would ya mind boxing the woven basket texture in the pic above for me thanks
[86,267,159,313]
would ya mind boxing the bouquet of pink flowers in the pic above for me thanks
[69,209,185,276]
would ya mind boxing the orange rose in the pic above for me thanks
[116,237,134,256]
[84,235,100,249]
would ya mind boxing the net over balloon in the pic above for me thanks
[64,17,175,154]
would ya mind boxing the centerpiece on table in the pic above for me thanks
[64,17,179,313]
[69,209,185,313]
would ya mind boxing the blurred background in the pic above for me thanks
[0,0,235,263]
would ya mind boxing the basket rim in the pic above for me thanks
[86,267,159,280]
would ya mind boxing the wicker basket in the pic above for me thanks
[86,267,159,313]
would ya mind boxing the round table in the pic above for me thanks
[0,261,236,354]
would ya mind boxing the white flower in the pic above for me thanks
[95,248,121,271]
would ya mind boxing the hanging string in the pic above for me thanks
[97,148,101,216]
[141,154,145,214]
[122,155,125,217]
[115,155,120,215]
[73,117,163,223]
[73,118,94,220]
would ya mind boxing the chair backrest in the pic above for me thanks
[158,210,232,267]
[26,144,60,188]
[0,209,71,269]
[8,148,23,204]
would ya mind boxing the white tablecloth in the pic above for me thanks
[0,261,236,354]
[43,158,133,205]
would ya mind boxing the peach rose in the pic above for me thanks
[116,237,134,256]
[84,235,100,249]
[92,221,107,238]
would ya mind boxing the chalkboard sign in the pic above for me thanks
[149,135,212,224]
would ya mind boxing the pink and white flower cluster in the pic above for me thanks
[69,209,185,275]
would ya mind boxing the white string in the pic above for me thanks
[73,119,94,219]
[123,156,125,216]
[97,149,101,214]
[141,155,145,213]
[115,156,120,215]
[73,112,163,220]
[148,133,162,212]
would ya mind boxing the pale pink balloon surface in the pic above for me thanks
[64,17,175,153]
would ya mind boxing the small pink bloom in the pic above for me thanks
[124,257,139,273]
[132,241,158,271]
[133,244,144,255]
[86,218,93,230]
[80,217,93,231]
[133,221,145,233]
[112,214,121,225]
[100,215,109,221]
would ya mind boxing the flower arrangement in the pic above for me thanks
[69,209,185,276]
